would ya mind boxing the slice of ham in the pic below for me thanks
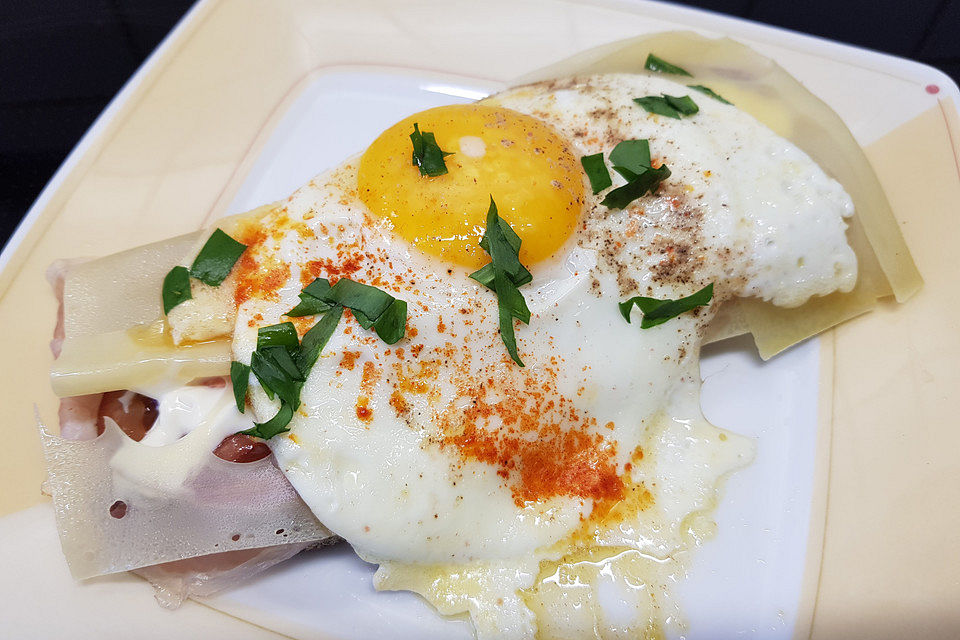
[46,261,330,607]
[96,391,159,441]
[46,261,70,360]
[214,434,272,463]
[57,393,102,441]
[134,541,330,609]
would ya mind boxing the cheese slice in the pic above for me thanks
[517,31,922,357]
[51,206,273,397]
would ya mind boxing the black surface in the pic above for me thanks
[1,0,958,250]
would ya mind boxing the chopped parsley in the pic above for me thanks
[469,198,531,367]
[599,139,672,210]
[410,123,452,177]
[236,305,343,440]
[644,54,692,77]
[251,346,302,403]
[296,305,344,374]
[161,265,192,314]
[601,164,672,210]
[238,276,404,440]
[688,84,732,105]
[256,321,300,350]
[230,361,250,413]
[162,228,246,314]
[608,139,652,179]
[580,153,612,194]
[241,403,295,441]
[619,283,714,329]
[633,94,699,120]
[190,228,247,286]
[286,277,335,317]
[579,139,672,209]
[286,277,407,345]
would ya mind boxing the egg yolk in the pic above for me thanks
[357,104,584,269]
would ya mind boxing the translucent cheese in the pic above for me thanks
[39,383,335,580]
[50,207,273,398]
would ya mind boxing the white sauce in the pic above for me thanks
[111,385,253,494]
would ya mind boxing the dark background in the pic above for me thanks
[2,0,959,250]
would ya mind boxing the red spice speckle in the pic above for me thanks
[440,372,623,507]
[339,350,360,371]
[356,397,373,422]
[301,253,364,286]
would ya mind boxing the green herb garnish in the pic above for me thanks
[288,277,407,345]
[287,277,407,345]
[468,212,533,291]
[644,54,692,77]
[241,402,295,441]
[608,139,652,179]
[297,306,344,374]
[580,153,612,194]
[370,299,408,345]
[410,123,452,177]
[585,139,671,210]
[234,303,346,439]
[324,278,395,324]
[633,94,699,120]
[688,84,732,105]
[161,265,192,314]
[251,346,303,407]
[469,198,531,367]
[619,283,714,329]
[161,228,246,314]
[189,228,247,286]
[256,322,300,351]
[230,361,250,413]
[601,164,672,209]
[286,278,335,317]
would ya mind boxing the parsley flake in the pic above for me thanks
[644,54,692,77]
[591,139,671,210]
[230,361,250,413]
[161,265,192,314]
[237,305,343,440]
[580,153,612,194]
[619,283,714,328]
[469,198,531,367]
[256,321,300,351]
[286,278,334,316]
[601,164,672,210]
[297,306,344,374]
[287,277,407,345]
[410,123,453,177]
[633,94,699,120]
[190,228,247,286]
[608,139,652,179]
[241,403,295,441]
[688,84,732,105]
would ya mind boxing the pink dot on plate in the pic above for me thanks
[926,84,940,94]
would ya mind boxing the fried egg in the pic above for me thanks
[224,73,856,638]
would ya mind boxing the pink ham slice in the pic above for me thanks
[46,261,330,607]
